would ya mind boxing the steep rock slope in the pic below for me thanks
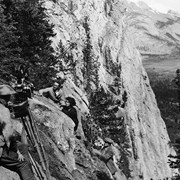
[44,0,174,179]
[0,0,175,180]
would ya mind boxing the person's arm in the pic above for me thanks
[92,148,105,159]
[21,127,28,145]
[39,87,51,95]
[48,89,59,102]
[17,149,25,161]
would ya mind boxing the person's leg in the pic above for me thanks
[18,162,36,180]
[0,156,36,180]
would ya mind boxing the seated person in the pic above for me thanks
[39,81,64,103]
[0,121,36,180]
[61,97,78,132]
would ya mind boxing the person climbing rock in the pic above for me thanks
[92,138,118,179]
[39,81,65,103]
[173,68,180,110]
[61,97,79,132]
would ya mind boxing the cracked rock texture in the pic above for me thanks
[0,0,175,180]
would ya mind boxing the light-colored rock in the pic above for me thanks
[0,167,20,180]
[0,0,176,179]
[44,0,174,179]
[29,96,76,172]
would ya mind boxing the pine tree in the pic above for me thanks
[82,16,100,93]
[2,0,57,88]
[168,139,180,179]
[0,0,22,81]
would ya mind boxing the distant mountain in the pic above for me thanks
[126,1,180,56]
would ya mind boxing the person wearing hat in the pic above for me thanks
[0,84,16,107]
[0,85,36,180]
[39,81,65,104]
[61,97,79,132]
[92,137,118,179]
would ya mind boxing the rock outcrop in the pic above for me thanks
[44,0,174,179]
[0,0,175,180]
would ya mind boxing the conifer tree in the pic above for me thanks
[0,0,22,80]
[2,0,57,88]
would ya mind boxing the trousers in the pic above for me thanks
[0,144,36,180]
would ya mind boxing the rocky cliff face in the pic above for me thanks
[46,0,174,179]
[0,0,175,180]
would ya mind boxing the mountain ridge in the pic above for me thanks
[126,0,180,56]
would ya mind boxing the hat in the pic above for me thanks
[0,85,16,95]
[104,137,114,144]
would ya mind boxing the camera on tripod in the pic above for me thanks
[14,83,32,104]
[11,82,35,118]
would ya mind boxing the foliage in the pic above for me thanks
[55,40,78,84]
[82,87,131,178]
[1,0,57,89]
[0,0,22,79]
[82,16,100,93]
[149,72,179,125]
[148,71,180,178]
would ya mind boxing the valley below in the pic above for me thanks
[143,55,179,78]
[142,54,180,143]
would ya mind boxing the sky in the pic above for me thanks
[130,0,180,13]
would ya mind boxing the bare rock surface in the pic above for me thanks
[0,0,176,180]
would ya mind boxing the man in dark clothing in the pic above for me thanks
[0,85,36,180]
[0,122,36,180]
[61,97,79,132]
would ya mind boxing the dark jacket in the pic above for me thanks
[62,106,78,131]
